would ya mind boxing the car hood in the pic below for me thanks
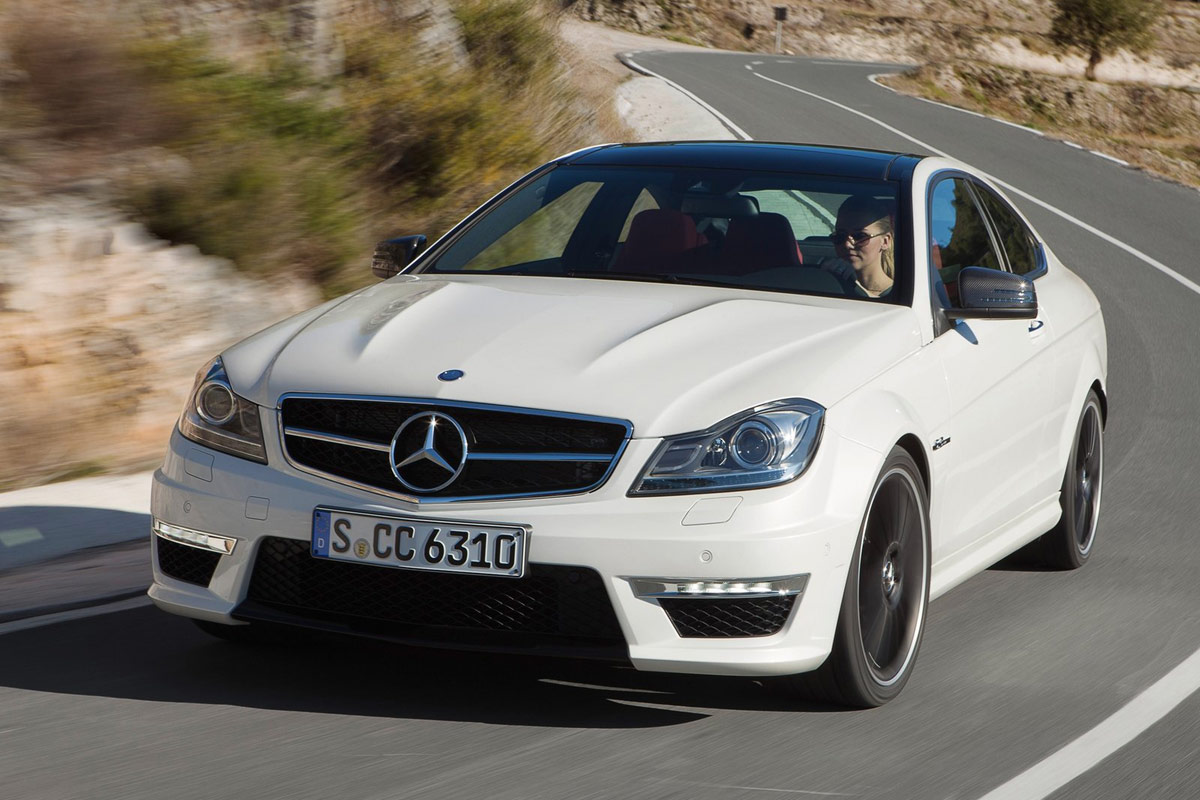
[225,275,921,437]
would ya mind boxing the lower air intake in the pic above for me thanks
[156,537,221,587]
[659,596,796,638]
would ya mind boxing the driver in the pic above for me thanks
[824,195,895,299]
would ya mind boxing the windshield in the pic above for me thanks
[421,165,905,302]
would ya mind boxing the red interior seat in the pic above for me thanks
[718,213,802,275]
[614,209,703,273]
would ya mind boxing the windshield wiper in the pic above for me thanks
[564,270,729,288]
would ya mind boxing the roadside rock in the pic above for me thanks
[0,191,319,489]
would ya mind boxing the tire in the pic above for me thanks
[1041,391,1104,570]
[777,447,931,708]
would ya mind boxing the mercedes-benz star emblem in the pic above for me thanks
[389,411,469,493]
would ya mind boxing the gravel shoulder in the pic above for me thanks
[559,17,735,141]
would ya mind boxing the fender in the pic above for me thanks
[826,388,937,503]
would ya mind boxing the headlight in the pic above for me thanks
[178,356,268,463]
[630,399,823,495]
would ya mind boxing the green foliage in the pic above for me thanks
[453,0,558,87]
[340,27,545,211]
[113,36,364,290]
[1050,0,1162,79]
[1,1,597,296]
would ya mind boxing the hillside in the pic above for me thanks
[570,0,1200,188]
[0,0,627,489]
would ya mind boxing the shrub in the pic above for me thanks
[453,0,559,87]
[1,1,601,296]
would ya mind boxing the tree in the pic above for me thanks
[1050,0,1163,80]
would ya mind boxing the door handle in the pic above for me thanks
[1028,319,1045,333]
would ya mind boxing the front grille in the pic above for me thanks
[156,536,221,587]
[280,397,630,501]
[240,537,624,647]
[660,596,796,638]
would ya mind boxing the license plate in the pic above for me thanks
[311,507,527,578]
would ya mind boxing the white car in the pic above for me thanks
[149,142,1107,707]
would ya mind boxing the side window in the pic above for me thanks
[929,178,1002,274]
[974,187,1039,275]
[929,177,1004,309]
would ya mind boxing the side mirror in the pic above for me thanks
[371,235,427,279]
[944,266,1037,320]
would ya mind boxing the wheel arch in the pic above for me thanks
[1055,329,1107,475]
[895,433,931,501]
[1091,378,1108,425]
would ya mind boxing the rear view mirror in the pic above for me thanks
[944,266,1037,320]
[371,235,427,279]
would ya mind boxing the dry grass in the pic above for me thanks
[885,62,1200,189]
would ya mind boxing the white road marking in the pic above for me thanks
[977,647,1200,800]
[0,596,151,636]
[671,779,854,796]
[992,117,1045,136]
[914,97,986,118]
[623,55,752,140]
[754,71,1200,298]
[746,64,754,70]
[813,60,889,68]
[1091,150,1130,166]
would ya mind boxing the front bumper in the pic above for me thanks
[150,424,881,677]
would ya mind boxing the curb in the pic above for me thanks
[617,51,750,140]
[0,587,149,625]
[616,51,653,77]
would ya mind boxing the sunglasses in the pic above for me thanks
[831,229,886,246]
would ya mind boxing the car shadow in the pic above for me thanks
[987,539,1062,572]
[0,605,847,728]
[0,506,150,571]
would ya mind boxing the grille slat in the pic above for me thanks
[242,537,624,644]
[280,397,629,500]
[659,596,796,638]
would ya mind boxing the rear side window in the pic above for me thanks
[974,187,1040,275]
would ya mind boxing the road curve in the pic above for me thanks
[2,52,1199,800]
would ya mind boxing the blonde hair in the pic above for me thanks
[837,195,894,278]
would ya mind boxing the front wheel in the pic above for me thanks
[777,447,931,707]
[1041,391,1104,570]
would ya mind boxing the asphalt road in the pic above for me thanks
[4,52,1200,800]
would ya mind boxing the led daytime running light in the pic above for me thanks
[153,519,237,555]
[629,574,809,599]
